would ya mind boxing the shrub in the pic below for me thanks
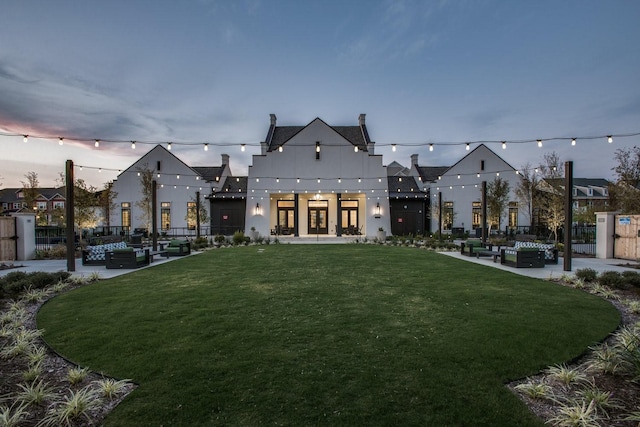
[513,381,553,400]
[214,234,226,244]
[38,387,102,427]
[575,268,598,283]
[621,271,640,289]
[0,271,71,299]
[598,271,624,289]
[192,237,209,250]
[232,231,245,245]
[67,367,89,385]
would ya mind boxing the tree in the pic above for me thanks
[537,152,565,242]
[485,177,510,233]
[185,194,209,229]
[514,162,540,227]
[98,181,118,227]
[74,179,100,243]
[608,146,640,214]
[20,171,40,211]
[135,164,154,232]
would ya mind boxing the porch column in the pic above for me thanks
[336,193,342,236]
[294,193,299,237]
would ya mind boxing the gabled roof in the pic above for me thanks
[116,144,200,178]
[387,161,411,176]
[265,117,370,152]
[0,187,65,203]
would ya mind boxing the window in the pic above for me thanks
[157,161,161,171]
[53,201,64,209]
[277,200,295,233]
[121,202,131,228]
[187,202,197,229]
[472,201,481,229]
[37,201,47,210]
[587,188,593,196]
[443,201,454,230]
[480,160,485,171]
[315,141,320,160]
[161,202,171,230]
[508,201,518,228]
[603,188,608,196]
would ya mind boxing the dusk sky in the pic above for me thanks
[1,0,639,189]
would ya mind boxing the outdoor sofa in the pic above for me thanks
[105,248,150,269]
[512,241,559,264]
[166,239,191,256]
[500,247,545,268]
[82,241,129,265]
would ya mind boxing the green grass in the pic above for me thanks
[37,245,620,426]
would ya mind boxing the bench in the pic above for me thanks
[476,249,501,262]
[150,250,168,262]
[105,248,150,269]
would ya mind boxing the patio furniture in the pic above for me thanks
[82,241,129,265]
[512,241,559,264]
[166,239,191,256]
[460,239,492,256]
[105,248,150,269]
[500,247,545,268]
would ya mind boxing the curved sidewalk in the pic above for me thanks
[442,251,639,280]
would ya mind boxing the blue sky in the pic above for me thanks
[1,0,639,188]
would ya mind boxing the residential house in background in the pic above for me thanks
[0,187,66,225]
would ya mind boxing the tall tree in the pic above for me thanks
[537,152,565,242]
[608,146,640,214]
[514,162,539,227]
[135,164,154,232]
[20,171,40,211]
[485,177,510,233]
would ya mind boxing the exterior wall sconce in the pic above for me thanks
[255,203,262,216]
[375,202,381,218]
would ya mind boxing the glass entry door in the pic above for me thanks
[308,200,328,234]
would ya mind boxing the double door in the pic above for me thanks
[308,200,328,234]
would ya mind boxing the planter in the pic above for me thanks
[250,231,259,241]
[377,231,386,241]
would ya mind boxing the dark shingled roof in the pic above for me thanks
[416,166,449,182]
[387,176,427,198]
[266,118,369,152]
[214,176,248,194]
[192,166,226,183]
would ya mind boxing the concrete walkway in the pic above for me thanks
[0,253,193,279]
[441,250,639,280]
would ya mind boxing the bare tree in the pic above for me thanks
[537,152,565,242]
[485,177,510,233]
[74,179,100,243]
[609,146,640,214]
[185,194,209,229]
[135,164,154,232]
[99,181,118,227]
[20,171,40,211]
[514,162,539,227]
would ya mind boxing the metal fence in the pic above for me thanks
[505,225,596,255]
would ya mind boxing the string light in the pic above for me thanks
[537,139,542,148]
[571,138,576,146]
[131,141,136,149]
[429,144,434,152]
[316,142,320,153]
[58,137,64,145]
[241,144,246,152]
[94,139,100,148]
[167,142,172,151]
[354,146,358,152]
[23,135,28,143]
[607,135,613,143]
[204,143,208,151]
[465,143,470,151]
[392,144,396,152]
[501,141,506,150]
[278,146,283,152]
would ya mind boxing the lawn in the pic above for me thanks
[37,245,620,426]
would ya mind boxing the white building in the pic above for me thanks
[241,114,391,238]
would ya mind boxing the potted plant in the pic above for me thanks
[377,227,386,242]
[250,226,259,241]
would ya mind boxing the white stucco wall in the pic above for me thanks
[428,145,527,233]
[245,119,391,238]
[111,145,214,231]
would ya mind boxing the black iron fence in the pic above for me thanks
[504,225,596,255]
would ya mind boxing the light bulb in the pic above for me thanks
[429,144,434,152]
[502,141,506,149]
[95,139,100,148]
[168,142,172,151]
[392,144,396,152]
[354,146,358,152]
[241,144,246,152]
[278,146,283,152]
[607,135,613,143]
[465,143,470,151]
[59,137,64,146]
[537,140,542,148]
[571,138,576,146]
[23,135,28,143]
[131,141,136,149]
[204,143,208,151]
